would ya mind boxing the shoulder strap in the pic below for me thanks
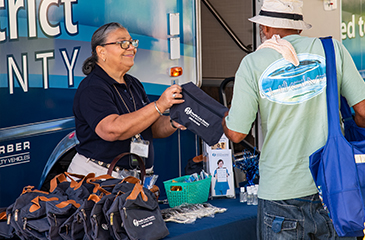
[320,37,342,137]
[340,96,353,121]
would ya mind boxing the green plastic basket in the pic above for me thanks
[163,175,212,207]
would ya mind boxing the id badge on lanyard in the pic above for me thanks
[130,134,149,158]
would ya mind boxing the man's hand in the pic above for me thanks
[171,119,187,130]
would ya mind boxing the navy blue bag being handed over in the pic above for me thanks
[309,37,365,237]
[170,82,228,146]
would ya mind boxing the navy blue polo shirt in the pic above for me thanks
[73,64,154,169]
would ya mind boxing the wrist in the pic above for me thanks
[154,101,163,116]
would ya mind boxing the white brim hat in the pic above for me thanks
[249,0,312,30]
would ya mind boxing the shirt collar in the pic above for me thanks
[282,34,302,41]
[93,64,132,87]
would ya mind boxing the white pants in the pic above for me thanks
[67,152,120,178]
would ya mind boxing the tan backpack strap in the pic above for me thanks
[55,199,81,209]
[66,172,95,190]
[49,173,68,192]
[126,183,148,202]
[86,174,115,194]
[0,211,6,220]
[149,185,159,192]
[122,176,141,184]
[88,194,102,203]
[29,196,59,213]
[22,186,49,195]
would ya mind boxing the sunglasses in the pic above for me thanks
[101,39,139,49]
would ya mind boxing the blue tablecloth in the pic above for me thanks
[160,196,258,240]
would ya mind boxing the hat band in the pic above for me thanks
[259,10,303,21]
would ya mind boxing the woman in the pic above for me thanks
[213,159,230,195]
[67,22,185,178]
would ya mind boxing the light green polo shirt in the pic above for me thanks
[226,35,365,200]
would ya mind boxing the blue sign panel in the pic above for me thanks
[0,0,198,207]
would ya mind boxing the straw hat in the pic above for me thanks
[249,0,312,30]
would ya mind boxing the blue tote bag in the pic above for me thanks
[341,96,365,142]
[309,37,365,237]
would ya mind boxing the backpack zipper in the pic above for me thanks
[110,212,114,226]
[123,207,127,219]
[22,217,27,230]
[14,209,19,222]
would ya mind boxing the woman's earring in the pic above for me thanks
[103,58,106,62]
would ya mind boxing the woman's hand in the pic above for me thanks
[155,84,184,113]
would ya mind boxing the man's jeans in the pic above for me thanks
[257,194,357,240]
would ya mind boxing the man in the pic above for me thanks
[222,0,365,239]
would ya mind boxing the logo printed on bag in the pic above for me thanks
[184,107,210,127]
[133,215,156,228]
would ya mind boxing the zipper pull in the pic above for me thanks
[93,214,98,227]
[110,212,114,226]
[14,210,18,222]
[81,209,87,219]
[53,213,57,226]
[123,207,127,218]
[23,218,27,230]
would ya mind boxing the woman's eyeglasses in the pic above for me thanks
[101,39,139,49]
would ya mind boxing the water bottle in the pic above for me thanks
[240,187,247,203]
[247,186,253,205]
[252,185,258,205]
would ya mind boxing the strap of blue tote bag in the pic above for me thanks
[340,96,352,121]
[320,37,342,137]
[321,36,365,238]
[322,37,365,140]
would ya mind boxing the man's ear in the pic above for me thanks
[262,25,273,39]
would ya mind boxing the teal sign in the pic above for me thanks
[342,0,365,78]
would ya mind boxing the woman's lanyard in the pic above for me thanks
[113,84,149,159]
[113,84,136,113]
